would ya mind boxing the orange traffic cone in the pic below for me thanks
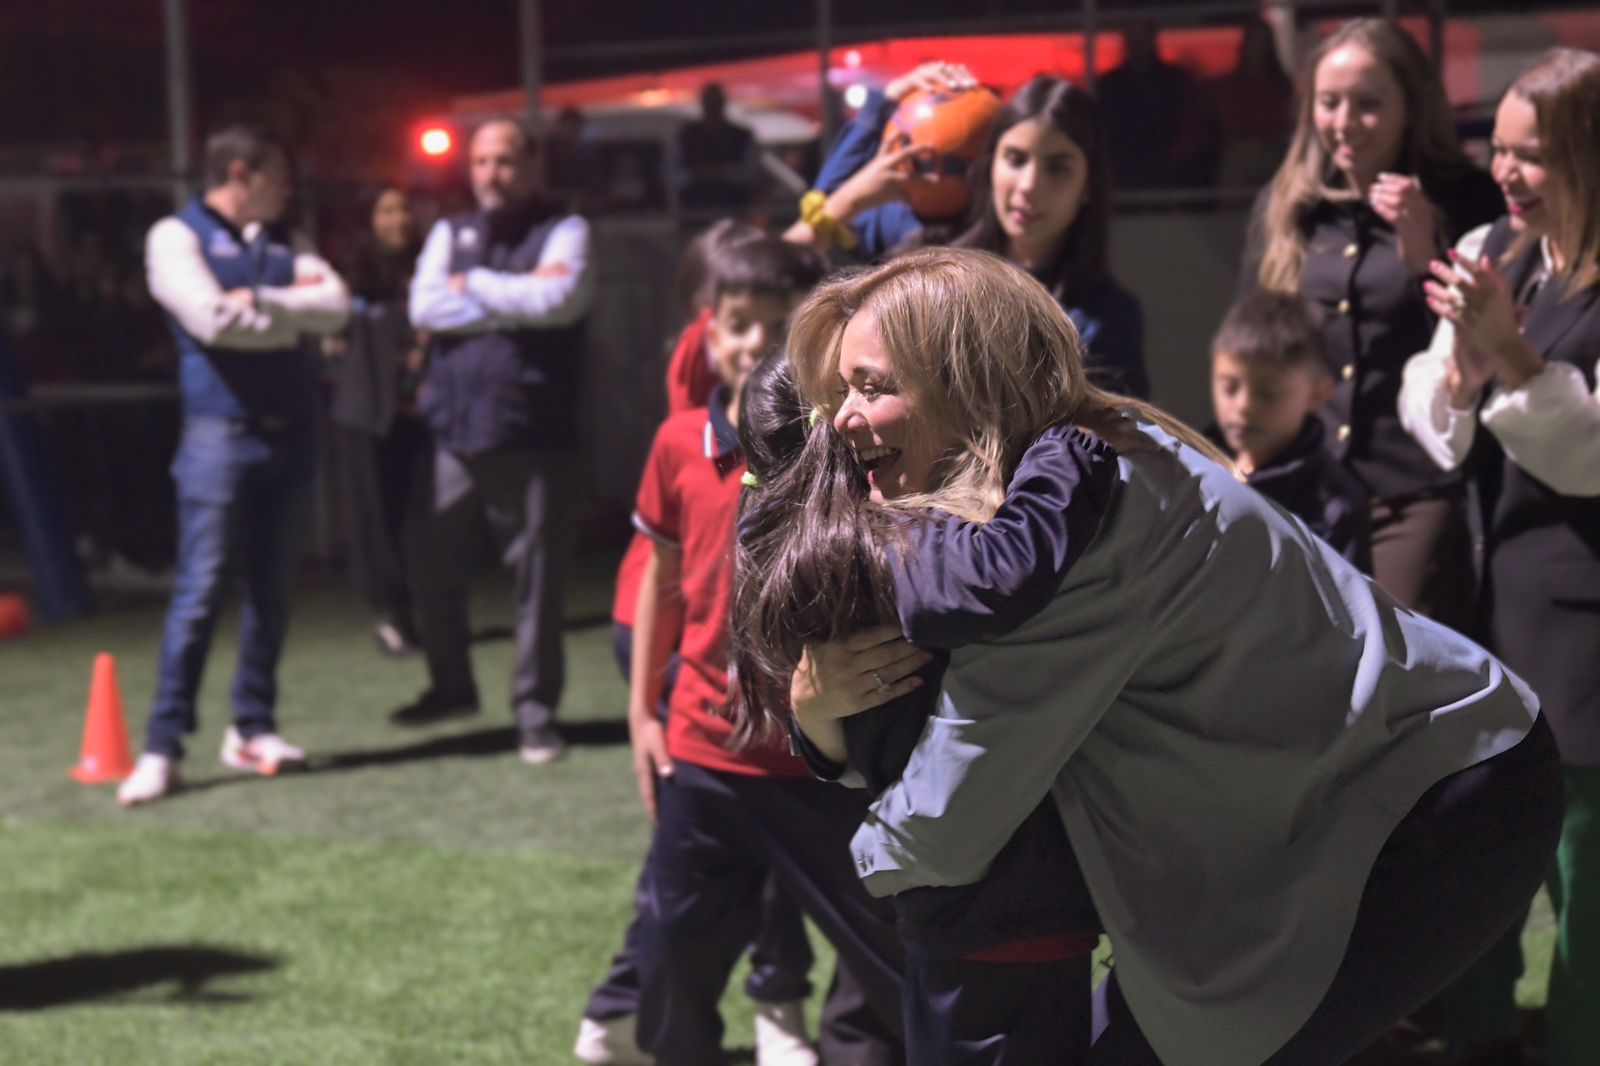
[71,653,135,784]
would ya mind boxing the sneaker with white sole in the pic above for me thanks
[754,1000,818,1066]
[519,725,569,766]
[220,727,307,776]
[117,753,179,807]
[573,1014,653,1065]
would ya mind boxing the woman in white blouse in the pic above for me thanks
[1399,48,1600,1066]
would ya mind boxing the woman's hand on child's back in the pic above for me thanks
[791,625,931,724]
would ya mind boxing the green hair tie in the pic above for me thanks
[740,471,761,488]
[807,407,824,429]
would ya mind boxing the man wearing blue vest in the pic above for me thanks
[119,125,350,807]
[398,117,593,765]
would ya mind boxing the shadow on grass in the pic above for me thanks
[176,720,631,795]
[0,945,279,1009]
[314,719,630,771]
[470,612,612,646]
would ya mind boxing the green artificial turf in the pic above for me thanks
[0,559,817,1063]
[0,555,1558,1063]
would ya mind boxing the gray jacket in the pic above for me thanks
[851,422,1537,1066]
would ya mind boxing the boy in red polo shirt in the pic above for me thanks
[627,238,905,1066]
[580,222,823,1066]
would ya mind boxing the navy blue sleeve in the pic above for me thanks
[850,204,922,260]
[789,715,849,782]
[815,90,898,193]
[893,426,1118,650]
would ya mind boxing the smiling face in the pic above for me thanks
[990,118,1090,266]
[1490,91,1559,238]
[707,289,797,397]
[1312,42,1407,189]
[833,313,956,503]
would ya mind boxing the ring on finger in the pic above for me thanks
[871,669,890,694]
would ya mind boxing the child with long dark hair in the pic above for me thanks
[732,351,1108,1064]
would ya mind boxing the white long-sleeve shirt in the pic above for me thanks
[1399,224,1600,496]
[145,217,350,349]
[408,213,593,335]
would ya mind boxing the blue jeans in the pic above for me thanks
[145,417,313,758]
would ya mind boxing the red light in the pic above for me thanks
[419,127,453,158]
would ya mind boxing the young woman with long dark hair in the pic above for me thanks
[788,70,1149,398]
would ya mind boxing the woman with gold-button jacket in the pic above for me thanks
[1241,18,1501,626]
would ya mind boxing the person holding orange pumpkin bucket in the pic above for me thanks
[786,63,1150,398]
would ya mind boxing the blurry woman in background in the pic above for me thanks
[1243,18,1502,628]
[331,185,427,657]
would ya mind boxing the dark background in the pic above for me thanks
[0,0,1574,159]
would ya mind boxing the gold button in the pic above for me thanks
[1337,299,1351,315]
[1337,424,1352,443]
[1342,364,1355,381]
[1343,242,1359,259]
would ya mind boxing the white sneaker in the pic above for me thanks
[220,727,307,776]
[754,1001,818,1066]
[118,754,179,807]
[573,1014,653,1065]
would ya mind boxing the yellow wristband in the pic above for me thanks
[799,190,858,252]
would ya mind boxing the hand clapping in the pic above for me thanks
[1424,250,1541,397]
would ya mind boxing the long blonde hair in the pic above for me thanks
[1506,49,1600,296]
[787,247,1227,524]
[1254,19,1468,293]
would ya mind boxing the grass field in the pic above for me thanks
[0,554,1557,1064]
[0,556,825,1064]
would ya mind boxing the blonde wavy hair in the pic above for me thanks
[787,247,1228,524]
[1254,19,1469,293]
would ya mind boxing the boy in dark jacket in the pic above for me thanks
[1210,291,1372,571]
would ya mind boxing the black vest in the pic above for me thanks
[1481,218,1600,562]
[165,198,313,423]
[1479,217,1600,764]
[419,201,586,454]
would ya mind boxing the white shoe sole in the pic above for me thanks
[117,783,177,807]
[220,749,306,777]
